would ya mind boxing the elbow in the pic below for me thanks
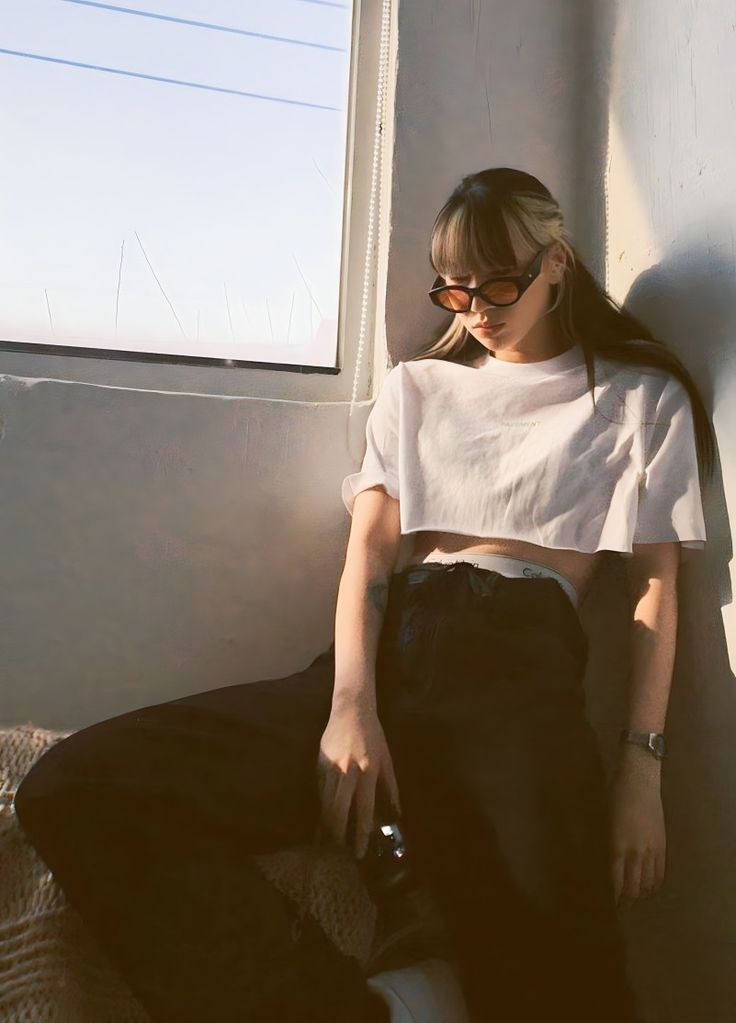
[626,542,680,596]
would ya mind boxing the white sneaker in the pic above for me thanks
[367,958,471,1023]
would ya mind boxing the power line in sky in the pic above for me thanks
[0,48,341,111]
[60,1,348,53]
[296,0,350,7]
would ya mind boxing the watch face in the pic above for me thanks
[651,735,665,757]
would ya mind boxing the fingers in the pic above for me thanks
[315,733,402,860]
[317,759,368,850]
[329,766,358,846]
[353,770,377,859]
[317,761,389,858]
[623,850,644,900]
[612,849,640,904]
[316,754,338,826]
[639,851,656,897]
[380,751,402,817]
[613,848,665,904]
[317,756,344,840]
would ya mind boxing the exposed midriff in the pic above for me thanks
[408,531,604,604]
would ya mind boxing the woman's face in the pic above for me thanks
[443,242,565,357]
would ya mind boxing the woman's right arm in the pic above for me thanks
[317,485,403,858]
[332,485,402,712]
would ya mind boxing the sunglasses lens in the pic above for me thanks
[481,281,520,305]
[432,280,521,311]
[434,287,471,312]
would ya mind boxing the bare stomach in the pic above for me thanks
[407,531,604,605]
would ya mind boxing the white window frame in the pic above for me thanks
[0,0,398,407]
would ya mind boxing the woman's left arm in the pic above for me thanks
[612,541,680,904]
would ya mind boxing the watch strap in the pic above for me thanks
[620,730,666,759]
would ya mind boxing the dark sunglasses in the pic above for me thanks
[428,248,547,312]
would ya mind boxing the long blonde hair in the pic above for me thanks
[410,167,715,482]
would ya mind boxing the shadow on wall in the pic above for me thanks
[580,228,734,1019]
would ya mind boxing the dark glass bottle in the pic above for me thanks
[355,791,415,904]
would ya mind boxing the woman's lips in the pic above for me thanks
[476,323,505,334]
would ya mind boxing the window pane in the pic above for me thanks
[0,0,356,367]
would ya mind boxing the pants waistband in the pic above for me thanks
[411,552,579,609]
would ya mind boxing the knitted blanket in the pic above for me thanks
[0,723,449,1021]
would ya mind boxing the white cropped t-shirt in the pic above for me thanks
[341,342,707,560]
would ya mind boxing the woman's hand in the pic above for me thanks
[317,701,401,860]
[610,753,666,904]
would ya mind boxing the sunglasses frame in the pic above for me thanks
[428,247,547,312]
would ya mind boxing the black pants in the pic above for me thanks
[14,561,641,1022]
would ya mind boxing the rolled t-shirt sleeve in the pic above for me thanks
[341,364,400,516]
[633,374,707,551]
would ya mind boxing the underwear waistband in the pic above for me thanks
[411,552,579,609]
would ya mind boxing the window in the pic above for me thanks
[0,0,379,372]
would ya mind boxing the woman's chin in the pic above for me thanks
[475,335,510,352]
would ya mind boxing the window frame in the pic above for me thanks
[0,0,397,405]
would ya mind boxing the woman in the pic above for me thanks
[13,167,712,1023]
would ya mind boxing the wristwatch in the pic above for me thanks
[620,730,666,760]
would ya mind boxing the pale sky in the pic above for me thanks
[0,0,353,366]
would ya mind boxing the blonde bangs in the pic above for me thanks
[430,201,517,279]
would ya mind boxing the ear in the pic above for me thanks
[547,243,566,281]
